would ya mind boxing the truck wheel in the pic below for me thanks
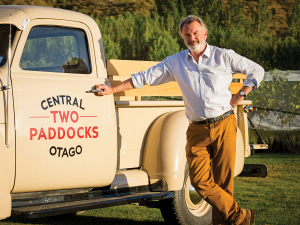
[159,165,212,225]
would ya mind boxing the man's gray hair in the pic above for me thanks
[179,15,207,35]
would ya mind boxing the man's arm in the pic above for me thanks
[96,57,175,96]
[227,50,264,108]
[95,78,134,96]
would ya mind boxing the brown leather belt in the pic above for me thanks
[191,110,234,125]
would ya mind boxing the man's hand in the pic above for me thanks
[94,78,134,96]
[230,86,253,108]
[230,93,244,108]
[95,84,113,95]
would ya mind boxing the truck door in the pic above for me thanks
[10,20,117,193]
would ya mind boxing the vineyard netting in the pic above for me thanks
[247,69,300,131]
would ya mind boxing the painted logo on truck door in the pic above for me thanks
[29,95,98,157]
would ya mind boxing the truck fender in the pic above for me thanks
[142,110,245,191]
[142,110,188,191]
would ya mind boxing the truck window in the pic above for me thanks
[20,26,91,74]
[0,24,16,67]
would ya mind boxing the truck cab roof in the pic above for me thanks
[0,5,96,30]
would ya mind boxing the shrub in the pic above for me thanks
[249,129,300,153]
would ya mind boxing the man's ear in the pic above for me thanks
[204,30,208,40]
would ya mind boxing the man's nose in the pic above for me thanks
[189,34,196,40]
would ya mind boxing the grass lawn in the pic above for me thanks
[234,153,300,225]
[1,153,299,225]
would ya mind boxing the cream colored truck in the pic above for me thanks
[0,5,267,225]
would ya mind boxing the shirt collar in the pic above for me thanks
[186,42,211,60]
[202,43,211,58]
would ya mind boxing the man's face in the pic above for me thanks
[181,21,208,53]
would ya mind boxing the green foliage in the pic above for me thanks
[249,129,300,153]
[102,34,121,60]
[3,0,298,69]
[96,0,300,71]
[0,0,300,70]
[275,36,300,70]
[287,0,300,41]
[20,36,78,69]
[148,30,180,61]
[250,0,272,36]
[99,11,183,61]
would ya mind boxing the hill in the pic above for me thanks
[0,0,297,37]
[246,0,296,37]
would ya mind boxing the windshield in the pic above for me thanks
[0,24,16,67]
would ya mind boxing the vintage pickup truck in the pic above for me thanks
[0,5,267,225]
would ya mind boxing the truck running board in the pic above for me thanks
[238,164,268,178]
[12,187,172,219]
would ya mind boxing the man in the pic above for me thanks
[96,15,264,225]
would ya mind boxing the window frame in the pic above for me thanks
[12,19,97,78]
[0,24,17,67]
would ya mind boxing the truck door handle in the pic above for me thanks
[86,89,103,93]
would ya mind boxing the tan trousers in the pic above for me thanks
[186,114,246,225]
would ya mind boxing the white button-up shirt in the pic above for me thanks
[131,44,264,121]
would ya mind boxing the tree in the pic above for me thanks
[155,0,176,18]
[275,36,300,70]
[287,0,300,42]
[102,34,121,59]
[223,0,244,32]
[96,1,300,71]
[148,30,180,61]
[250,0,271,36]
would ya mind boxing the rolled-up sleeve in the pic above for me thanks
[131,56,176,89]
[227,50,264,89]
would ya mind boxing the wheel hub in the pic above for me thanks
[185,176,211,216]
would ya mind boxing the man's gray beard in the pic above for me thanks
[187,41,202,52]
